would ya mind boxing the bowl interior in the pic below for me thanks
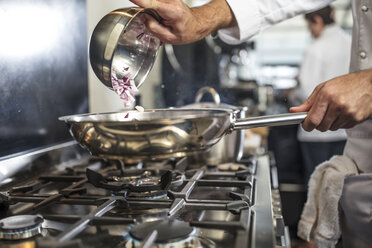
[111,13,161,88]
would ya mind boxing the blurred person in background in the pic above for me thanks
[288,6,351,183]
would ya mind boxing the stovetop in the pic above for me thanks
[0,142,288,248]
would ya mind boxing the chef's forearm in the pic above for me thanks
[191,0,237,39]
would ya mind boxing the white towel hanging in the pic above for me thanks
[297,155,358,247]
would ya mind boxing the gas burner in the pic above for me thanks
[0,215,44,240]
[111,170,184,188]
[115,170,185,199]
[127,190,168,199]
[124,219,215,248]
[113,172,165,187]
[113,189,168,199]
[87,169,173,192]
[217,163,248,172]
[86,168,185,196]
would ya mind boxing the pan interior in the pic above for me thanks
[59,108,232,123]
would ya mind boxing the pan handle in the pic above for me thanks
[232,112,307,130]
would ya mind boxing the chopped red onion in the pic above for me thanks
[111,70,138,108]
[136,32,145,40]
[135,105,144,112]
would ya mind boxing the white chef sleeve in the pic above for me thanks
[219,0,335,44]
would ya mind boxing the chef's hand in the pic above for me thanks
[129,0,236,44]
[290,69,372,131]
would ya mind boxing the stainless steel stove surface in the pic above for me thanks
[0,143,289,248]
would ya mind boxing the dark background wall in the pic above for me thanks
[0,0,88,158]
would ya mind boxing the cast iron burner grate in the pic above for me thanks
[0,156,259,247]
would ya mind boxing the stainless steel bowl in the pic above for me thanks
[89,8,161,89]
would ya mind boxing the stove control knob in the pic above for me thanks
[274,215,285,237]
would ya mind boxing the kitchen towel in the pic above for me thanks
[297,155,358,248]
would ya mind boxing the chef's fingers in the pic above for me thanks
[290,83,325,113]
[141,14,178,43]
[130,0,182,19]
[329,115,341,131]
[301,90,329,131]
[329,115,356,131]
[316,102,341,132]
[329,106,363,131]
[152,2,182,20]
[130,0,178,5]
[130,0,150,8]
[129,0,168,12]
[130,0,164,9]
[289,105,308,113]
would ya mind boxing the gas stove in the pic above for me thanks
[0,142,289,247]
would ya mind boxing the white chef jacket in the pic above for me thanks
[293,24,351,142]
[219,0,333,44]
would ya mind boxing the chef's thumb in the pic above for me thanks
[290,104,309,113]
[290,82,325,113]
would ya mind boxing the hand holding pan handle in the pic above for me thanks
[232,112,307,131]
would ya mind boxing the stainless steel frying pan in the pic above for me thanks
[59,109,306,162]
